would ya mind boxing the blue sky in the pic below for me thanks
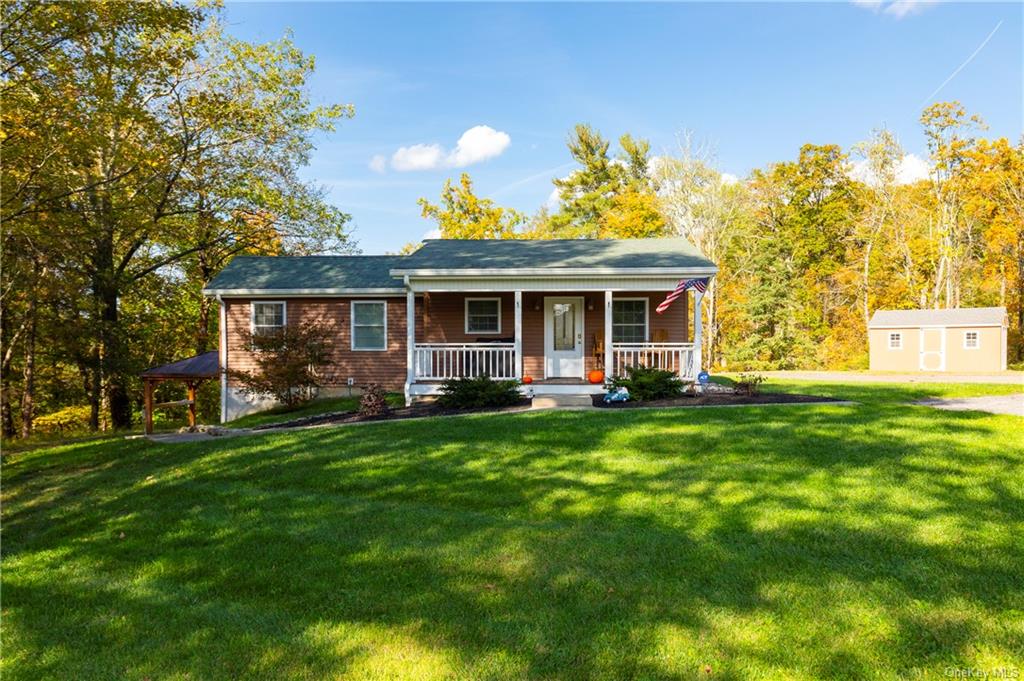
[223,2,1023,254]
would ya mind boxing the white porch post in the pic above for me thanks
[604,290,613,380]
[514,290,523,379]
[405,279,415,406]
[218,296,227,423]
[692,290,704,379]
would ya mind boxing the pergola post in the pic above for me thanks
[604,290,613,380]
[187,382,197,428]
[144,379,154,435]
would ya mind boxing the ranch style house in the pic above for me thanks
[204,238,718,421]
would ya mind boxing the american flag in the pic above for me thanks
[656,278,708,314]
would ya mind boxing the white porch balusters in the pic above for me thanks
[514,290,523,380]
[604,290,613,381]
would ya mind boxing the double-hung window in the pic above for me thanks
[252,302,286,337]
[465,298,501,334]
[612,299,648,343]
[888,332,902,350]
[964,331,979,349]
[351,301,387,351]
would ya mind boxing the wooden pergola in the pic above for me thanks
[140,351,219,434]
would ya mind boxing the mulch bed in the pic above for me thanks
[592,392,841,409]
[252,398,533,430]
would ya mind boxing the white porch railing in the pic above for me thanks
[413,343,517,380]
[611,342,696,379]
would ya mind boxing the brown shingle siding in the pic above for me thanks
[225,297,419,390]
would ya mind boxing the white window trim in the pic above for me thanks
[250,301,287,335]
[465,297,502,335]
[612,297,649,344]
[351,300,388,351]
[963,330,980,350]
[888,332,902,350]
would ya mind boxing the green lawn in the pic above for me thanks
[3,381,1022,679]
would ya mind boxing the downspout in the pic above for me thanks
[217,294,227,423]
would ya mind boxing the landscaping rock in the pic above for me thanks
[177,424,231,436]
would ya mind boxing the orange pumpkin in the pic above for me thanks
[522,375,534,384]
[588,370,605,384]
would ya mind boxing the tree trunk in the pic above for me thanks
[196,293,212,356]
[89,343,101,431]
[862,242,873,326]
[1,308,16,439]
[19,290,38,438]
[1017,235,1024,360]
[99,280,131,429]
[91,220,131,429]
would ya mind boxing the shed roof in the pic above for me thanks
[141,351,220,379]
[393,237,716,273]
[204,255,406,294]
[868,307,1007,328]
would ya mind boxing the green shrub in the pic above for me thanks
[437,375,522,409]
[229,322,331,409]
[735,372,766,396]
[611,365,684,401]
[33,405,92,435]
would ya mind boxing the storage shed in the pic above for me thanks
[868,307,1008,372]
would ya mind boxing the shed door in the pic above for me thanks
[919,328,945,371]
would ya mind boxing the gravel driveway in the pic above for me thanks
[755,370,1024,385]
[912,394,1024,416]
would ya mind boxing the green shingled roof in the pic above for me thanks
[203,255,406,293]
[203,239,716,294]
[395,238,715,271]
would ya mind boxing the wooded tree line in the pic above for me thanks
[1,1,354,437]
[420,110,1023,372]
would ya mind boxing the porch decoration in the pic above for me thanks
[603,386,630,403]
[588,369,604,384]
[522,375,534,384]
[656,277,708,314]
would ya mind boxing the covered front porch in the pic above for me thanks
[403,288,704,401]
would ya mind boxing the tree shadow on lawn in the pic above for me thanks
[3,404,1022,679]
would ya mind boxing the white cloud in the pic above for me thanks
[895,154,930,183]
[368,154,388,174]
[851,0,936,18]
[447,125,511,167]
[545,187,561,210]
[382,125,512,172]
[391,143,445,172]
[851,153,931,185]
[720,173,739,186]
[883,0,934,18]
[422,228,442,240]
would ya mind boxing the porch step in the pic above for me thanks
[531,394,595,409]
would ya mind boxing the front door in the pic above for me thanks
[919,327,945,371]
[544,297,585,378]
